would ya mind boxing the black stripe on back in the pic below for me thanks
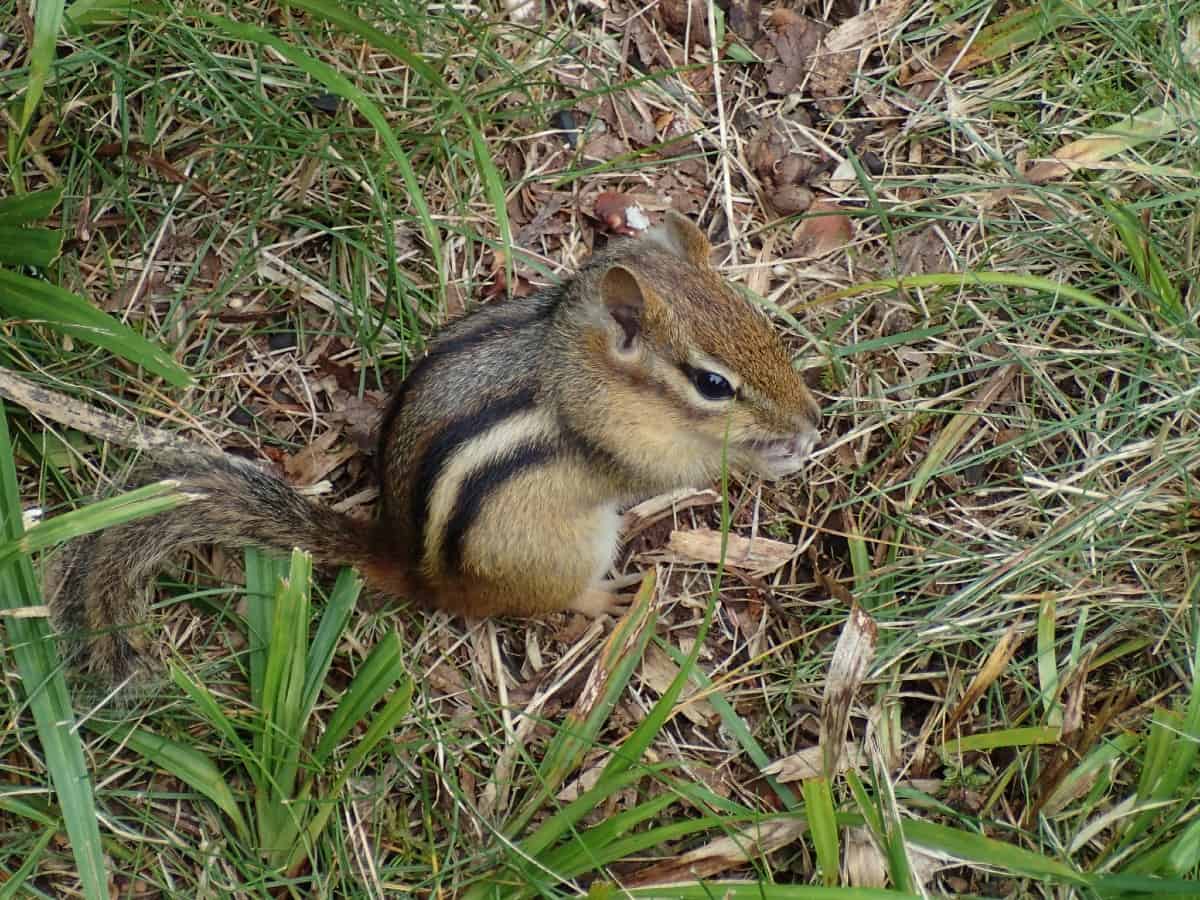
[557,418,627,477]
[441,441,556,572]
[410,387,538,550]
[375,290,563,492]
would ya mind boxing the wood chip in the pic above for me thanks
[0,366,204,454]
[622,488,720,536]
[666,528,795,574]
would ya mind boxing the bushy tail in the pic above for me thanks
[47,453,378,683]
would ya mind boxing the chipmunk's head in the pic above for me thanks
[566,212,822,488]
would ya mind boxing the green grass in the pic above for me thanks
[1,0,1199,896]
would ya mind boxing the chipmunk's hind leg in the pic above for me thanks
[431,498,624,618]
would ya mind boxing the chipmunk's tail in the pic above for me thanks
[48,452,382,684]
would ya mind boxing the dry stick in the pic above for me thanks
[0,367,202,453]
[704,0,739,261]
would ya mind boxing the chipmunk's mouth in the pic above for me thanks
[740,432,819,480]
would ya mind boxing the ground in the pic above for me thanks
[1,0,1199,897]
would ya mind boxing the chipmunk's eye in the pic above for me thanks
[688,367,736,401]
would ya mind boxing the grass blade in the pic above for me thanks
[312,630,406,764]
[203,14,443,294]
[942,726,1062,754]
[170,664,259,782]
[902,819,1088,885]
[0,227,62,267]
[302,567,362,716]
[104,724,250,842]
[503,571,659,839]
[242,549,290,708]
[0,402,107,899]
[625,886,919,899]
[813,271,1146,334]
[0,481,190,569]
[803,778,840,886]
[0,825,56,900]
[19,0,65,133]
[0,269,190,387]
[657,635,800,810]
[0,188,63,225]
[284,0,511,260]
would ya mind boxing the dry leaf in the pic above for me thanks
[283,428,353,485]
[943,624,1023,739]
[657,0,713,48]
[1025,103,1193,183]
[790,200,853,259]
[811,0,912,99]
[759,9,826,95]
[639,644,718,726]
[666,528,795,574]
[763,742,864,782]
[820,604,877,778]
[580,132,629,164]
[625,816,807,886]
[556,762,606,803]
[844,826,888,888]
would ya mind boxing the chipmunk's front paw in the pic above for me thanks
[567,588,626,618]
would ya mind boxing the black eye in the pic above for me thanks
[688,367,736,401]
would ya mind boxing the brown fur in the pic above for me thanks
[50,213,821,683]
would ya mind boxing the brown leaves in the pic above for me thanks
[748,118,815,215]
[790,199,853,258]
[810,0,913,103]
[282,427,355,486]
[901,1,1078,85]
[757,9,828,96]
[624,817,808,886]
[656,0,714,49]
[755,0,910,102]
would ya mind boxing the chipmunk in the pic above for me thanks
[49,212,821,682]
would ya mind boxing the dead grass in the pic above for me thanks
[2,0,1199,895]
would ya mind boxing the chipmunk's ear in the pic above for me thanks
[643,211,712,268]
[600,265,646,351]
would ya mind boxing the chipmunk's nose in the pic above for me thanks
[787,427,820,461]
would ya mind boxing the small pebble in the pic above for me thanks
[306,93,341,114]
[550,109,579,148]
